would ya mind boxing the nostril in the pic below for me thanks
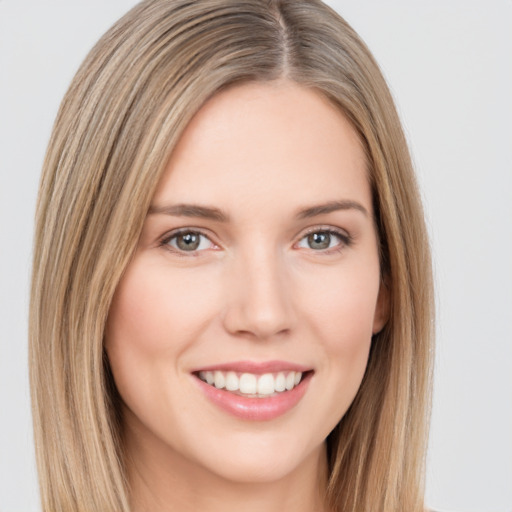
[222,309,294,340]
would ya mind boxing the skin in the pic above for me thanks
[105,80,388,512]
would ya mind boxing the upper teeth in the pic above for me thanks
[198,370,303,397]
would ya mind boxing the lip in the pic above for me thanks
[192,364,313,422]
[191,360,311,375]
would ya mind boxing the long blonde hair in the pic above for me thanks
[30,1,434,511]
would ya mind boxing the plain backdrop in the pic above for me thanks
[1,1,511,511]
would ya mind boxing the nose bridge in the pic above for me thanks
[223,241,294,339]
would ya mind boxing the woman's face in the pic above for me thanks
[105,80,387,486]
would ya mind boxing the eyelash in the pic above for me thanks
[159,226,353,256]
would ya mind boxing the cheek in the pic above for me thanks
[104,257,221,418]
[319,286,375,381]
[298,255,380,402]
[300,258,381,348]
[286,257,381,442]
[106,258,218,357]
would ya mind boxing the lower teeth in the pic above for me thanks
[225,389,280,398]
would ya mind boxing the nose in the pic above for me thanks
[222,246,296,340]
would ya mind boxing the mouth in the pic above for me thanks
[194,369,309,398]
[191,362,314,421]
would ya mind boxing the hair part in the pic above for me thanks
[30,1,434,511]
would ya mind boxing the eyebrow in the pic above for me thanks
[148,203,229,222]
[296,200,368,219]
[147,199,368,222]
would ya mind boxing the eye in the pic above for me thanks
[163,230,215,253]
[296,229,350,251]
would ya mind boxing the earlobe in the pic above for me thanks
[372,279,390,335]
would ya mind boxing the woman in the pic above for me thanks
[29,1,434,511]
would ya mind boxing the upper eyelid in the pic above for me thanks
[161,227,215,242]
[297,225,351,240]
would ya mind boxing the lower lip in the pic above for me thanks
[193,372,312,421]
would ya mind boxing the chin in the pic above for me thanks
[188,433,325,485]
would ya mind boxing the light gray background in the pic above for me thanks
[1,1,511,511]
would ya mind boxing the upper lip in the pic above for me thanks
[191,360,312,375]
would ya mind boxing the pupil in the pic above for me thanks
[308,232,330,250]
[177,232,200,251]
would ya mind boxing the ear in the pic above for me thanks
[372,278,390,335]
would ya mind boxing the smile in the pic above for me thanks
[192,362,313,421]
[197,370,303,397]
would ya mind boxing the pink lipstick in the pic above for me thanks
[191,361,313,421]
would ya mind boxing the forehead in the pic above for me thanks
[153,80,371,214]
